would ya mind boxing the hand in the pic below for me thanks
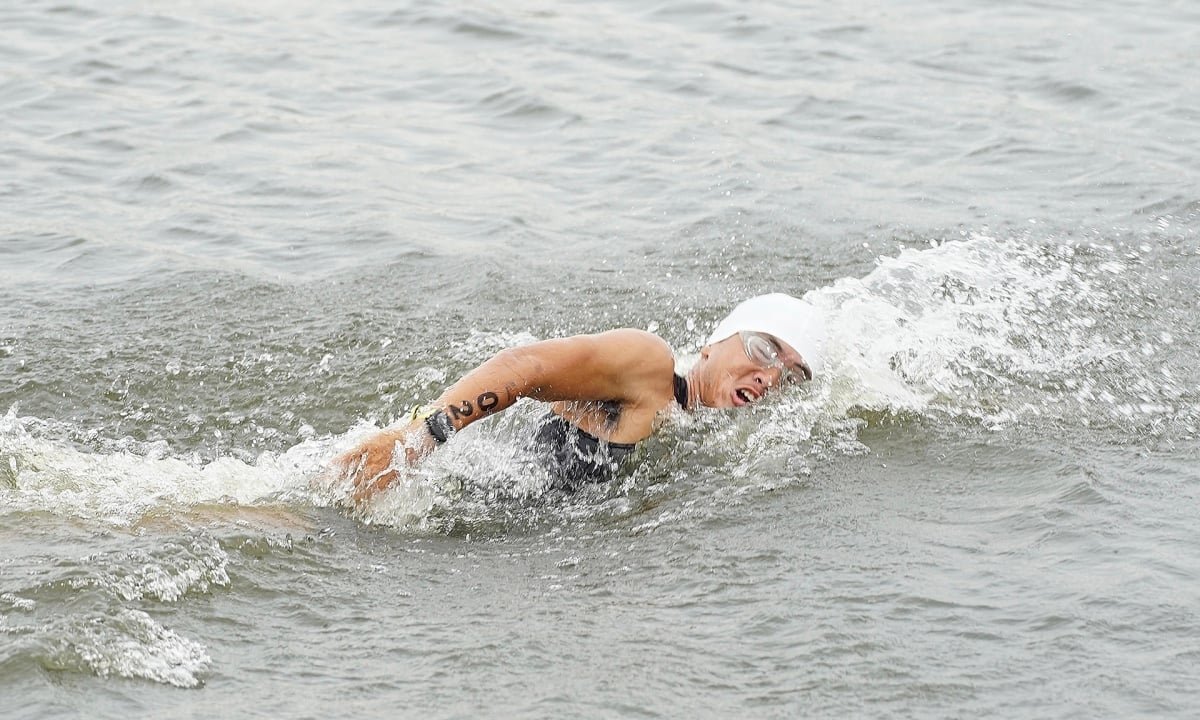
[333,422,434,504]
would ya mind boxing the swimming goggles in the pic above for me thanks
[740,332,812,384]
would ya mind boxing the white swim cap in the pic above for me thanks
[707,293,828,376]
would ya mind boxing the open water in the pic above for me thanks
[2,0,1199,717]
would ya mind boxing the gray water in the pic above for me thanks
[2,0,1199,717]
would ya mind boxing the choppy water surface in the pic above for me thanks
[2,0,1198,717]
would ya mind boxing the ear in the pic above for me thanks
[699,344,712,360]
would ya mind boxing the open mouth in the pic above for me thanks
[735,388,758,405]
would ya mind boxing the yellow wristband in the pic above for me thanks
[409,405,438,422]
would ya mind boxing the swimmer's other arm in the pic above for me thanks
[335,329,671,501]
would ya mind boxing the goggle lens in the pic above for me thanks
[740,332,798,385]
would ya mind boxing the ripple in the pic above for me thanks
[1032,78,1104,104]
[474,85,580,127]
[45,4,101,19]
[449,20,527,42]
[122,173,176,194]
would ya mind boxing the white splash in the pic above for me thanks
[0,408,332,526]
[48,608,211,688]
[804,235,1143,428]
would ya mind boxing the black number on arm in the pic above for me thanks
[448,400,475,420]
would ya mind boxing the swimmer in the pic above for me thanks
[334,293,826,501]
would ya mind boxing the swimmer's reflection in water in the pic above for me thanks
[333,293,827,502]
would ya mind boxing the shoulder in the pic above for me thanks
[583,330,676,409]
[585,329,675,370]
[591,330,676,414]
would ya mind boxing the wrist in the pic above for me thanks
[410,405,451,444]
[424,409,453,443]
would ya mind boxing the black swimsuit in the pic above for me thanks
[530,374,689,488]
[532,413,637,488]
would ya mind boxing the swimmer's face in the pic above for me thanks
[696,332,810,408]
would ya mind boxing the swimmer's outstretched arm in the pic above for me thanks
[335,329,673,501]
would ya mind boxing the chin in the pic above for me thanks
[717,390,743,409]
